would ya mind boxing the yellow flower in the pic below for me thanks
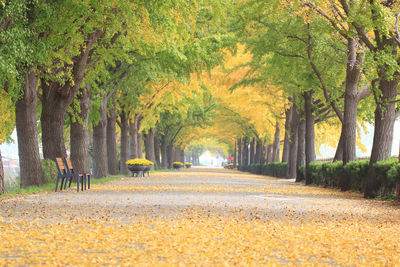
[185,163,192,166]
[126,158,154,166]
[172,162,184,166]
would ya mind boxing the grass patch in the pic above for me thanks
[1,175,125,199]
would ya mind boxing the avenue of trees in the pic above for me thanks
[1,0,400,199]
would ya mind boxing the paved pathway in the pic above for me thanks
[1,168,399,265]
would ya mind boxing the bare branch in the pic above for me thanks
[302,1,348,38]
[275,51,305,59]
[357,82,372,101]
[352,22,377,51]
[394,12,400,46]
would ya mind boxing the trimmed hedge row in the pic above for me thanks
[240,158,400,196]
[238,162,287,178]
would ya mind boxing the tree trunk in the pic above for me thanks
[296,118,306,182]
[287,104,299,179]
[41,96,67,159]
[365,78,398,198]
[256,139,263,164]
[16,71,44,187]
[167,142,174,168]
[272,123,280,162]
[137,132,143,159]
[333,132,344,162]
[92,97,109,178]
[179,148,185,163]
[145,129,156,169]
[282,105,292,162]
[243,137,249,166]
[154,127,161,169]
[238,138,242,167]
[304,91,316,185]
[119,111,129,175]
[0,149,4,194]
[250,138,255,165]
[40,32,101,160]
[161,134,168,169]
[129,115,139,159]
[342,38,362,166]
[107,105,118,175]
[70,85,91,174]
[234,141,237,167]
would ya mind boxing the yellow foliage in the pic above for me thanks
[1,171,400,266]
[0,92,15,143]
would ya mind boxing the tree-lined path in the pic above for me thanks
[1,169,399,265]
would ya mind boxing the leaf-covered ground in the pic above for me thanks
[1,168,399,266]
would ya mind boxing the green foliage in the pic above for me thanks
[343,160,369,191]
[41,159,58,183]
[372,158,398,195]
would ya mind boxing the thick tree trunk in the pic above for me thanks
[287,104,299,179]
[154,127,161,169]
[265,145,272,163]
[16,71,44,187]
[304,91,316,185]
[161,134,168,169]
[119,111,129,175]
[129,115,138,159]
[41,98,67,159]
[234,141,237,167]
[0,149,4,194]
[256,139,262,164]
[342,39,361,165]
[145,129,156,169]
[333,132,344,162]
[92,97,109,178]
[243,137,249,166]
[282,106,292,162]
[107,106,118,175]
[296,118,306,182]
[272,124,280,162]
[365,78,398,198]
[137,132,143,159]
[70,85,91,174]
[250,138,255,165]
[167,142,174,168]
[237,138,242,167]
[179,148,185,163]
[40,32,101,160]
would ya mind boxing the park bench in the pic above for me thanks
[55,157,74,192]
[64,158,91,191]
[54,157,90,192]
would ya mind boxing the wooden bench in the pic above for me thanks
[55,157,74,192]
[54,157,90,192]
[64,158,91,191]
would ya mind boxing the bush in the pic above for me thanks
[308,162,324,185]
[261,162,287,178]
[41,159,58,183]
[250,163,263,174]
[373,158,398,196]
[343,160,369,191]
[323,161,343,188]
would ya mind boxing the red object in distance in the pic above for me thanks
[226,157,234,161]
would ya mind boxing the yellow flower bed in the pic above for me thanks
[184,163,192,166]
[172,162,184,166]
[126,158,154,166]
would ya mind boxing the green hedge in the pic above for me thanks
[243,159,400,196]
[241,162,287,178]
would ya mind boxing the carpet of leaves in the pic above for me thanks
[1,170,399,266]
